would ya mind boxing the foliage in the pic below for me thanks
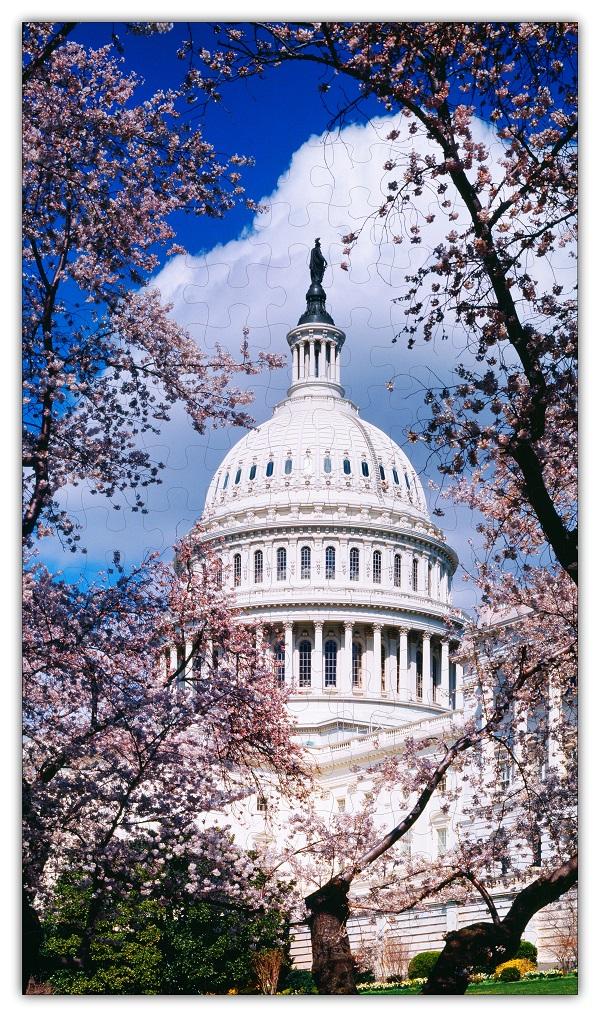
[40,872,289,995]
[407,950,442,980]
[22,23,283,549]
[495,957,535,979]
[514,940,538,964]
[498,965,521,983]
[279,969,318,994]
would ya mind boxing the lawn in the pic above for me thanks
[360,976,577,996]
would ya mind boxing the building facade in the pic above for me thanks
[194,258,571,972]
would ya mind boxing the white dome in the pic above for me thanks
[202,392,429,525]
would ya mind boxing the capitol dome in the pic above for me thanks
[197,247,464,745]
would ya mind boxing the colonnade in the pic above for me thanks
[257,620,462,709]
[292,337,340,385]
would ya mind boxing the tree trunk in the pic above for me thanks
[22,889,43,994]
[306,877,357,994]
[422,855,577,994]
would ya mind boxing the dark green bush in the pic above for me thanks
[514,940,538,965]
[279,969,318,994]
[407,950,441,980]
[499,966,521,983]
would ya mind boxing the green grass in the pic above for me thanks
[360,976,577,996]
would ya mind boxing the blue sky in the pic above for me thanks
[37,21,577,616]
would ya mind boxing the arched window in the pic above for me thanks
[349,547,360,582]
[266,460,274,478]
[427,562,432,596]
[432,657,439,702]
[392,467,400,485]
[343,458,351,475]
[412,558,419,592]
[222,472,229,489]
[381,643,386,692]
[299,639,312,688]
[234,467,241,485]
[325,546,336,580]
[379,464,386,481]
[324,640,337,687]
[373,550,382,584]
[273,642,285,686]
[394,554,402,588]
[284,458,293,475]
[361,460,369,477]
[323,456,332,474]
[352,642,363,688]
[233,553,241,588]
[300,546,311,580]
[249,464,257,481]
[254,549,263,584]
[215,558,223,588]
[276,547,287,581]
[416,648,423,699]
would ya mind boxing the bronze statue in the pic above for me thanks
[309,238,327,285]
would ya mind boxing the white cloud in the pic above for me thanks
[42,112,574,612]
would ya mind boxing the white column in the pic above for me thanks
[294,344,300,382]
[284,622,293,686]
[303,341,309,378]
[308,339,315,377]
[440,639,450,708]
[184,640,193,682]
[314,621,324,690]
[369,624,382,696]
[335,345,341,383]
[422,632,431,704]
[343,621,353,694]
[292,631,299,687]
[454,661,464,710]
[326,341,333,379]
[387,636,397,696]
[398,627,410,699]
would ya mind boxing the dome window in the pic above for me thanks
[394,554,402,588]
[301,546,311,580]
[254,550,263,584]
[249,464,257,481]
[412,558,419,592]
[324,640,337,688]
[352,642,363,688]
[373,550,382,584]
[392,467,400,485]
[299,640,312,688]
[233,553,242,588]
[276,547,287,581]
[266,460,274,478]
[234,467,242,485]
[325,546,336,580]
[284,458,293,475]
[273,642,285,686]
[323,456,332,474]
[222,472,229,490]
[379,464,386,481]
[349,548,360,582]
[361,461,369,477]
[343,458,352,475]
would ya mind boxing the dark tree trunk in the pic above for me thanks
[22,889,43,994]
[422,855,578,995]
[306,877,357,994]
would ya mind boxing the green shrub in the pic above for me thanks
[514,940,538,965]
[407,951,441,980]
[499,966,521,983]
[279,969,318,994]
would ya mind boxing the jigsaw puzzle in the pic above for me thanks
[22,20,578,997]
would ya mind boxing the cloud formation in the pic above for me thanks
[45,112,572,611]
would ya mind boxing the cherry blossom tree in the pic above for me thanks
[22,22,282,548]
[188,23,577,992]
[23,538,308,988]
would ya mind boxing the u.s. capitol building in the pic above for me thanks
[191,249,571,971]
